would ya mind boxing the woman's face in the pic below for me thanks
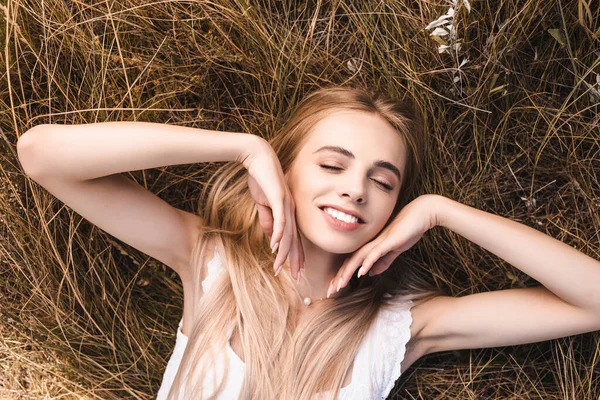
[285,110,407,254]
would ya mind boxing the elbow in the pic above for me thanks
[17,124,52,178]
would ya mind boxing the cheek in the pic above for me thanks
[291,173,321,201]
[369,202,396,230]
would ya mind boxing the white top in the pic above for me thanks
[157,247,414,399]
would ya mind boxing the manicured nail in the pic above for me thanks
[296,269,301,284]
[357,266,365,278]
[275,264,283,276]
[271,242,279,254]
[326,283,332,299]
[336,277,342,292]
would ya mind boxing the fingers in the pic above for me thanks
[370,252,397,274]
[297,227,305,271]
[282,199,298,280]
[272,198,294,275]
[326,242,382,298]
[272,195,305,282]
[288,197,305,282]
[289,225,299,282]
[286,200,303,282]
[272,215,290,274]
[270,200,285,253]
[257,203,274,237]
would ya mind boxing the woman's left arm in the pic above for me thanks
[413,195,600,355]
[437,195,600,311]
[332,194,600,355]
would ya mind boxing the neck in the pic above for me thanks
[291,236,352,305]
[295,274,328,302]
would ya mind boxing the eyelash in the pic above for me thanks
[319,165,393,191]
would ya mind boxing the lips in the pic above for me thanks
[320,207,363,231]
[319,206,365,224]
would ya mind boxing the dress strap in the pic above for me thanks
[201,246,224,294]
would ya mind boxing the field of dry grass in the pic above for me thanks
[1,0,599,398]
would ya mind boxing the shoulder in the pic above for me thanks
[180,234,222,299]
[375,294,447,370]
[405,294,457,357]
[180,236,223,333]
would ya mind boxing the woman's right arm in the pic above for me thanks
[17,121,259,180]
[16,122,262,281]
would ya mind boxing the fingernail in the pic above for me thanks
[326,283,332,299]
[271,242,279,254]
[357,266,365,278]
[296,269,301,284]
[275,264,283,276]
[336,277,342,292]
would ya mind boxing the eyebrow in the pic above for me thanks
[313,145,402,183]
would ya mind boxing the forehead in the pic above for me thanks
[301,110,406,164]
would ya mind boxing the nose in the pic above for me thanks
[339,175,367,204]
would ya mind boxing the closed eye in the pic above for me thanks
[319,165,393,191]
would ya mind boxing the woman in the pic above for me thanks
[16,87,600,400]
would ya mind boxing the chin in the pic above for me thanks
[303,233,365,255]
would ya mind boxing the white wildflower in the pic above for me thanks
[430,27,449,37]
[463,0,471,13]
[520,197,537,208]
[346,58,361,74]
[438,44,451,54]
[588,73,600,103]
[447,24,456,36]
[425,14,453,30]
[426,0,473,96]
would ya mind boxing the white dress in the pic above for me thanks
[157,247,414,399]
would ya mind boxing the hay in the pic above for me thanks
[1,0,599,398]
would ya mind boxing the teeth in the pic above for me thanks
[324,207,358,223]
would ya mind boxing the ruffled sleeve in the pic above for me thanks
[374,298,414,399]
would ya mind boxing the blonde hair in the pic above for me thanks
[167,86,442,400]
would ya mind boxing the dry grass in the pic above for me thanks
[1,0,599,398]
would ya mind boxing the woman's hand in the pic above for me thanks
[327,194,443,297]
[239,137,305,281]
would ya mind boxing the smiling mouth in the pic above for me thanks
[318,207,365,224]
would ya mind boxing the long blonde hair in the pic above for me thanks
[167,86,442,400]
